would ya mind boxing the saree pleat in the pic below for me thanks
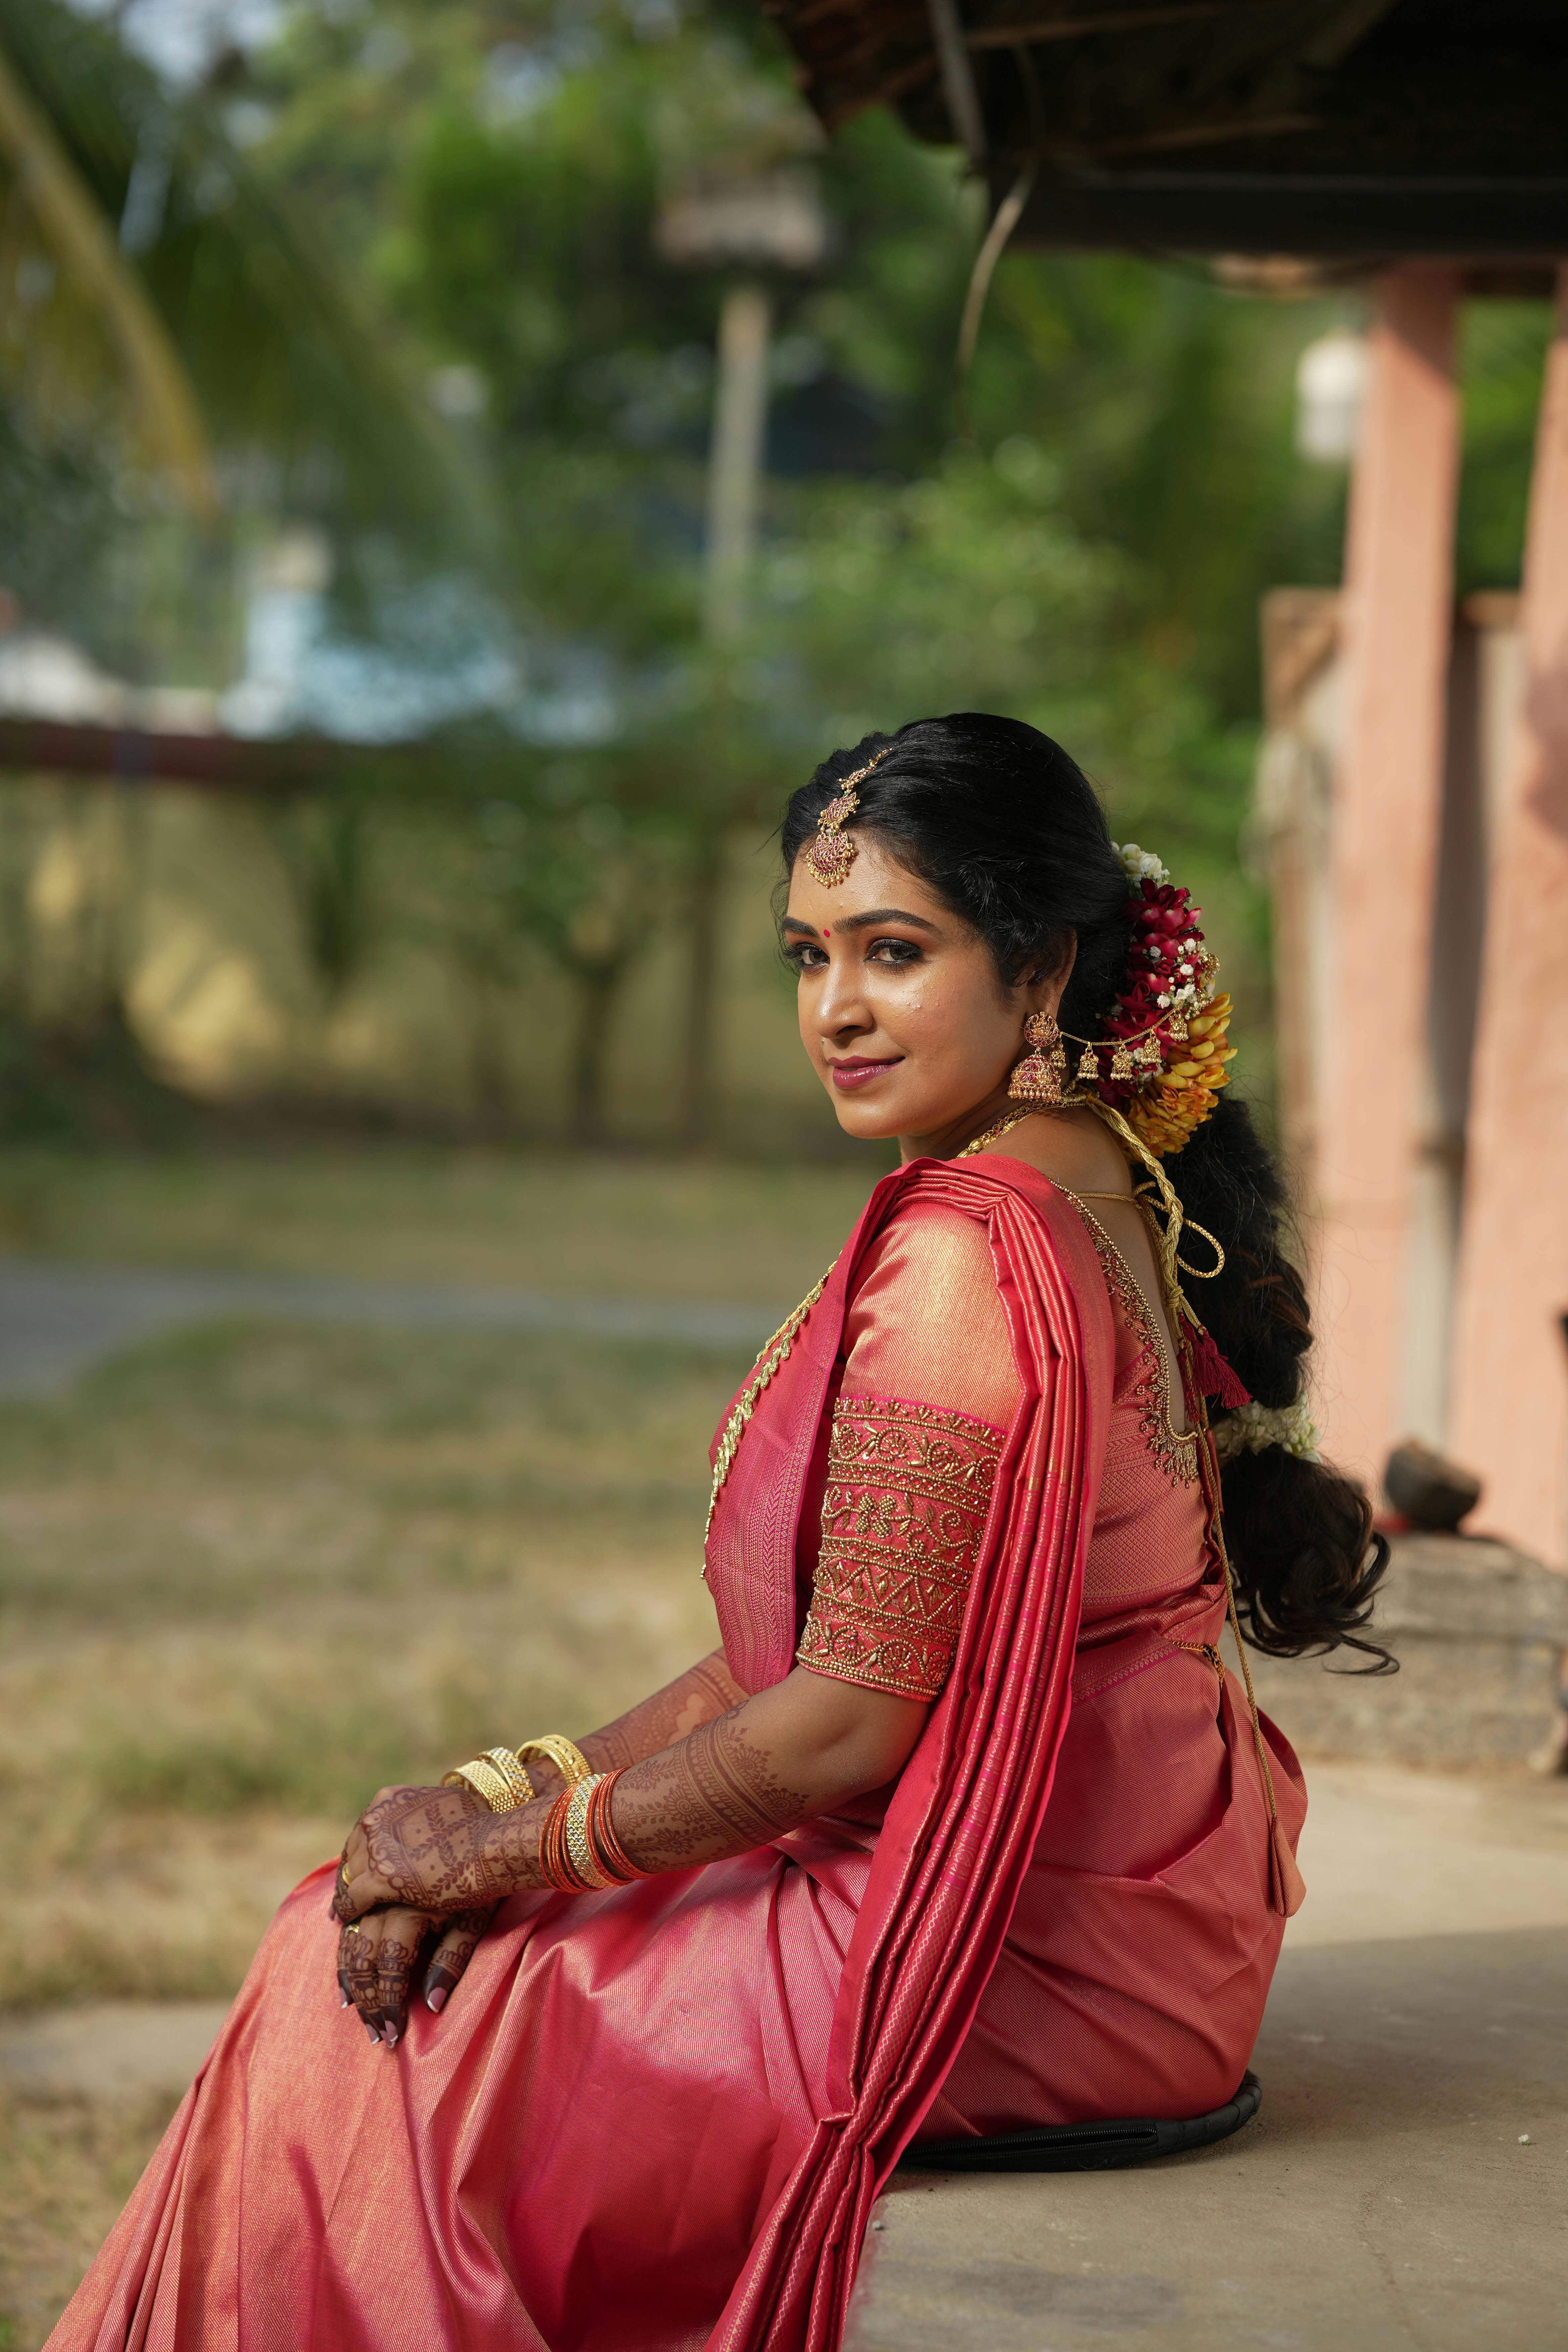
[703,1163,1112,2351]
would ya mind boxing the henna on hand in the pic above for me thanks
[330,1648,907,1958]
[336,1899,500,2044]
[423,1906,495,2014]
[335,1784,543,1921]
[374,1912,429,2047]
[609,1705,811,1869]
[339,1917,385,2043]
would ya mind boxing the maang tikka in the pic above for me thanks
[803,747,893,887]
[1008,1009,1069,1107]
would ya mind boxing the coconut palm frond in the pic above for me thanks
[0,34,216,519]
[0,0,485,555]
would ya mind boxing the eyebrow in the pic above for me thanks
[782,907,941,937]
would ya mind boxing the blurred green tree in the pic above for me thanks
[0,0,486,1132]
[1,0,1553,1148]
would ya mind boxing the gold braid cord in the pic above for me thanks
[795,1395,1004,1701]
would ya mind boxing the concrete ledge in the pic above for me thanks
[1248,1532,1568,1768]
[848,1763,1568,2352]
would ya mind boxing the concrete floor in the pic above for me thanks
[850,1762,1568,2352]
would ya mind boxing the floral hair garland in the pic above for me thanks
[1083,842,1236,1158]
[1212,1398,1320,1463]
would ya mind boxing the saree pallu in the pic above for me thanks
[49,1157,1270,2352]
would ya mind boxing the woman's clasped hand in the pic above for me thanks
[332,1781,520,2047]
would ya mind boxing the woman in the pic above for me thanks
[52,714,1387,2352]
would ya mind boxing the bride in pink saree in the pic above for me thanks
[51,715,1388,2352]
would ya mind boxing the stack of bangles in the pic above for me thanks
[441,1733,655,1893]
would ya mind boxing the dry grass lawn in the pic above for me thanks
[0,1142,868,2344]
[0,1140,877,1300]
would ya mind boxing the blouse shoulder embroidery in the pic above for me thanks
[1059,1193,1198,1488]
[795,1393,1005,1703]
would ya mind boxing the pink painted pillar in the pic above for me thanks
[1311,265,1461,1486]
[1448,268,1568,1566]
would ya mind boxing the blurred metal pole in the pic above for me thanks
[701,281,771,645]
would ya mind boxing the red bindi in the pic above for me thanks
[823,926,830,938]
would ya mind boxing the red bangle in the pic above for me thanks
[537,1789,594,1892]
[585,1769,657,1884]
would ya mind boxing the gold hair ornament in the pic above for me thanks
[803,747,894,887]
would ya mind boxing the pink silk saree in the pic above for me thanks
[47,1155,1299,2352]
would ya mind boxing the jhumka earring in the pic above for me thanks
[1008,1009,1068,1106]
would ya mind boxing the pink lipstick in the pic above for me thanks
[829,1057,903,1091]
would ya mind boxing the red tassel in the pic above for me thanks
[1189,1327,1251,1408]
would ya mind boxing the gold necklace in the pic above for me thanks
[702,1275,828,1558]
[700,1107,1042,1571]
[954,1105,1037,1159]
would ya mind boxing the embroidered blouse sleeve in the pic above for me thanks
[795,1204,1022,1703]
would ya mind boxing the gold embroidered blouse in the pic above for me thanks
[795,1395,1006,1701]
[791,1187,1205,1706]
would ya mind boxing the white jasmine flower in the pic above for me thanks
[1212,1399,1321,1463]
[1113,841,1170,888]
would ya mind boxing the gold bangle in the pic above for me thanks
[440,1758,514,1811]
[480,1747,536,1805]
[516,1735,594,1789]
[563,1775,611,1889]
[440,1746,535,1813]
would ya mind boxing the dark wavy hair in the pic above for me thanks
[781,711,1392,1669]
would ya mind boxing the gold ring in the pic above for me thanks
[342,1919,362,1935]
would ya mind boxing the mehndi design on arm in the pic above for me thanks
[585,1650,747,1773]
[614,1706,810,1865]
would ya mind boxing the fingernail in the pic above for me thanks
[340,1993,351,2010]
[382,2019,400,2049]
[426,1984,447,2015]
[361,2016,381,2045]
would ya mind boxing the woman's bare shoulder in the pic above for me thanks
[975,1109,1133,1197]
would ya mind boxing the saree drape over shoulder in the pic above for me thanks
[49,1156,1305,2352]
